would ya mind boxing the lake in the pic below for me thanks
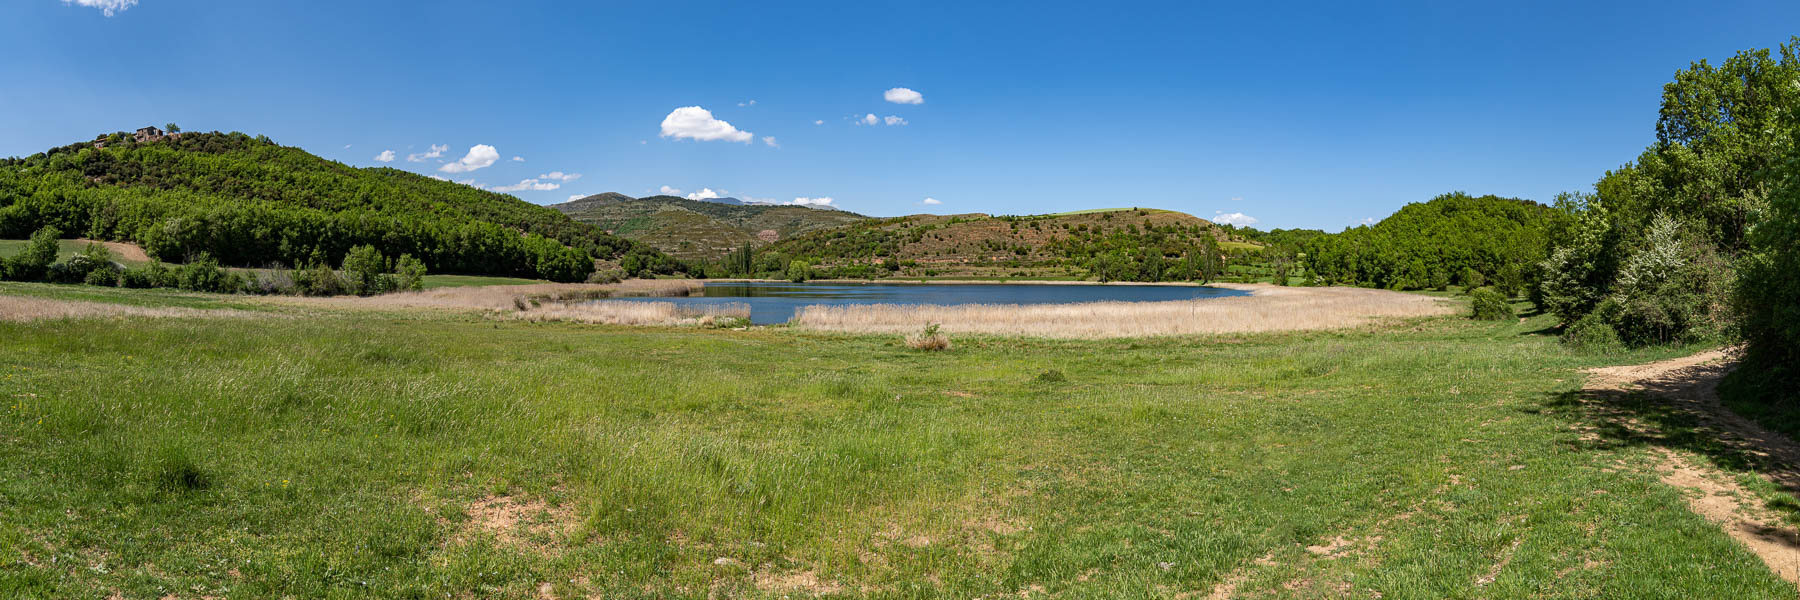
[598,281,1251,325]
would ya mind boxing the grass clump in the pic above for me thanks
[903,322,951,350]
[1468,288,1515,321]
[1035,369,1067,382]
[149,444,212,493]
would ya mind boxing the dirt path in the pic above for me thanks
[1583,350,1800,584]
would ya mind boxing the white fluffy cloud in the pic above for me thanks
[538,171,581,182]
[659,185,682,195]
[738,99,757,107]
[685,188,726,201]
[568,194,590,202]
[922,197,942,205]
[455,179,486,190]
[511,156,525,162]
[428,175,448,181]
[374,150,396,163]
[62,0,136,16]
[762,136,779,148]
[492,178,561,193]
[814,120,825,125]
[660,106,753,143]
[790,197,834,206]
[439,144,500,173]
[1212,211,1259,226]
[883,87,924,104]
[407,144,447,163]
[857,114,907,126]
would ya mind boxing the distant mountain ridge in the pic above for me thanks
[549,193,869,260]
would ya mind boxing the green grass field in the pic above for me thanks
[420,274,549,289]
[1,282,1793,598]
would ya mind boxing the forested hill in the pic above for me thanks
[0,129,684,281]
[745,208,1244,281]
[1303,192,1562,291]
[550,193,868,261]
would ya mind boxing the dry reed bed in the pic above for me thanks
[259,279,704,312]
[0,296,262,323]
[254,279,737,327]
[791,284,1457,338]
[515,301,750,326]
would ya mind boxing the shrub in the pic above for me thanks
[1459,267,1486,291]
[293,262,346,296]
[177,254,230,292]
[1563,310,1623,353]
[1469,288,1514,321]
[52,242,117,284]
[120,262,172,288]
[904,323,951,351]
[787,260,812,283]
[1604,214,1731,346]
[394,254,427,291]
[586,268,625,284]
[342,245,394,296]
[4,225,61,281]
[83,263,121,286]
[1428,268,1451,291]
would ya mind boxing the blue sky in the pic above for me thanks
[3,1,1797,230]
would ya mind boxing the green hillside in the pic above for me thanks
[0,129,686,281]
[1303,192,1562,291]
[749,208,1243,281]
[550,194,869,260]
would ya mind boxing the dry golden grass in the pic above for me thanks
[258,279,703,312]
[791,284,1456,339]
[515,300,749,326]
[253,279,738,327]
[0,296,260,322]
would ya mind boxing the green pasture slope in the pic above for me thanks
[0,283,1794,598]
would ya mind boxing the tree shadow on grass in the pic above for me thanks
[1529,355,1800,504]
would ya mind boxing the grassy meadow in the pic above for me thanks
[1,282,1793,598]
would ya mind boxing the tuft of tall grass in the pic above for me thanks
[903,322,951,350]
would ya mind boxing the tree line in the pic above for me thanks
[0,131,692,281]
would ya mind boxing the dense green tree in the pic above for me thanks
[1305,192,1561,290]
[1539,37,1798,349]
[1732,145,1800,399]
[0,131,689,282]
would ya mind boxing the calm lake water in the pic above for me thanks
[599,281,1251,325]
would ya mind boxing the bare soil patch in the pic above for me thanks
[71,239,151,263]
[451,494,579,552]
